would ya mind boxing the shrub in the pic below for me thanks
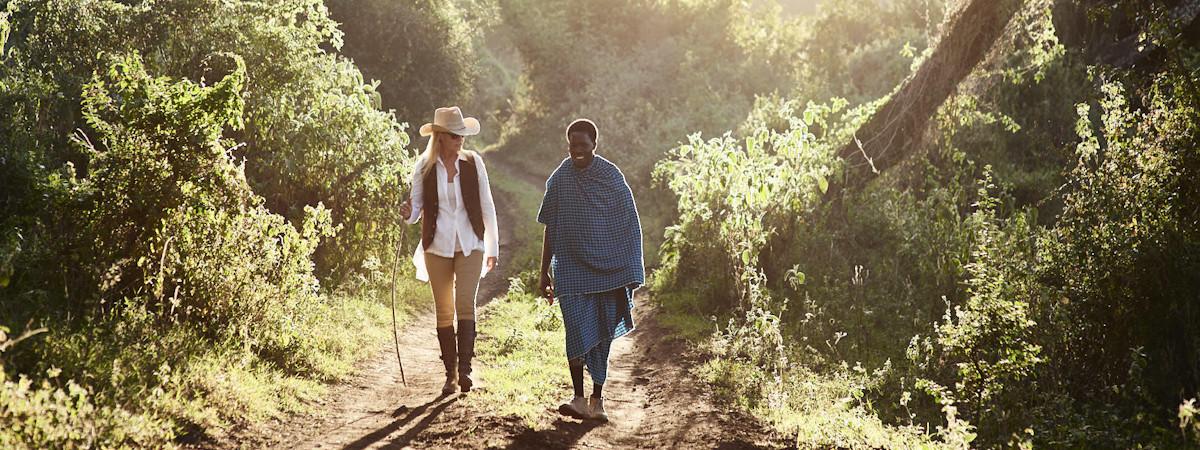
[0,325,176,449]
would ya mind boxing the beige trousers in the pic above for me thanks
[424,251,483,328]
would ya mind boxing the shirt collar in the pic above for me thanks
[434,152,469,168]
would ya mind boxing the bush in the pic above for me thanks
[0,326,176,449]
[66,54,346,373]
[1,0,417,285]
[490,0,838,261]
[0,0,429,440]
[326,0,478,128]
[652,4,1200,444]
[916,170,1043,442]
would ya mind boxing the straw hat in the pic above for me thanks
[419,106,480,137]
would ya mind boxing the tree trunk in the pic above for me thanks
[826,0,1023,199]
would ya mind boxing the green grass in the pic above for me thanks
[467,279,570,427]
[697,358,962,450]
[186,273,431,428]
[652,289,719,343]
[181,273,430,429]
[177,292,403,428]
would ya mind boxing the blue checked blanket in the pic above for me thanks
[537,156,645,296]
[559,287,635,382]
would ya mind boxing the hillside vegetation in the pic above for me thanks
[2,0,1198,448]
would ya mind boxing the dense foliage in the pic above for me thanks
[485,0,859,255]
[0,0,427,445]
[324,0,478,129]
[653,0,1200,447]
[3,0,1199,447]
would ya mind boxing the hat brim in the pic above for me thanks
[419,117,481,137]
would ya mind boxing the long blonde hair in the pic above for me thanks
[418,132,474,178]
[419,132,447,179]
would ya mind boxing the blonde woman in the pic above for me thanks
[400,106,499,394]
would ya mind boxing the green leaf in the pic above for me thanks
[0,12,9,61]
[817,175,828,194]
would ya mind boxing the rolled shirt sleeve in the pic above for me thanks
[475,153,500,259]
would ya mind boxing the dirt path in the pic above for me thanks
[193,162,790,450]
[476,303,788,450]
[200,303,787,449]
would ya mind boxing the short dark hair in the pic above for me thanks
[566,118,598,144]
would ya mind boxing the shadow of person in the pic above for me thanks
[340,393,459,450]
[501,417,602,449]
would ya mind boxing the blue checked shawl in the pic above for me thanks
[559,287,635,376]
[537,156,645,296]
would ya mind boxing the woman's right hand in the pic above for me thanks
[399,199,412,219]
[539,272,554,304]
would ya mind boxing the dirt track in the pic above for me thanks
[191,163,790,450]
[197,302,788,448]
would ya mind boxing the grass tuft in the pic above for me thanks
[468,278,570,428]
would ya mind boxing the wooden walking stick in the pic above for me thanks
[390,206,409,386]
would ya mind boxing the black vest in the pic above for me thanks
[421,154,485,249]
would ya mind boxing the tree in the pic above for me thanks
[827,0,1023,198]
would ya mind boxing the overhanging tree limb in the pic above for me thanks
[825,0,1024,199]
[1101,0,1200,68]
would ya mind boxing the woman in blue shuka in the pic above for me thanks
[536,118,645,422]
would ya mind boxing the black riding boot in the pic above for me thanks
[436,326,458,395]
[457,320,477,392]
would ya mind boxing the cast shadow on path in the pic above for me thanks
[502,417,602,450]
[341,393,459,450]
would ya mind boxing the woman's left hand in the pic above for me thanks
[486,256,497,272]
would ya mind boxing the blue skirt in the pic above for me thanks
[559,287,636,361]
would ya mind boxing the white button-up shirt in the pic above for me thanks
[407,151,499,279]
